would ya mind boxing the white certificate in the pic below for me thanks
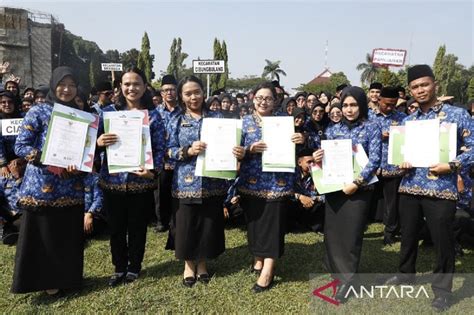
[262,116,295,168]
[107,117,142,166]
[404,119,440,167]
[43,115,89,168]
[202,118,237,171]
[321,139,353,185]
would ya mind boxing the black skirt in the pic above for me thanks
[324,190,372,283]
[174,197,225,260]
[241,196,288,259]
[11,205,84,293]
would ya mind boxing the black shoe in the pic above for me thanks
[384,275,415,285]
[454,243,464,257]
[383,235,396,246]
[2,232,19,245]
[252,276,274,293]
[108,273,126,287]
[334,283,352,304]
[431,296,451,312]
[154,223,168,233]
[197,273,211,284]
[182,276,196,288]
[125,272,139,283]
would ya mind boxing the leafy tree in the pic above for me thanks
[218,40,229,89]
[210,38,222,92]
[356,53,379,85]
[88,51,101,88]
[468,77,474,100]
[262,59,286,82]
[226,75,267,93]
[120,49,140,69]
[137,32,154,81]
[104,49,121,63]
[167,37,188,80]
[432,45,473,103]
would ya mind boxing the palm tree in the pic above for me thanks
[262,59,287,82]
[356,53,379,85]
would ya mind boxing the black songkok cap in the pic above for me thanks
[369,82,383,90]
[95,81,112,92]
[297,148,314,159]
[380,86,399,99]
[336,83,348,92]
[407,64,435,84]
[161,74,177,86]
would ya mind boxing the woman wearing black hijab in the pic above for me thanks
[304,101,328,149]
[11,66,86,295]
[313,86,382,303]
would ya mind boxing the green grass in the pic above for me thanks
[1,223,473,313]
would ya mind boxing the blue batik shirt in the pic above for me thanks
[237,114,295,200]
[84,172,104,216]
[325,119,382,187]
[398,103,474,201]
[98,104,165,193]
[167,110,229,199]
[14,103,85,209]
[372,109,407,177]
[156,103,182,170]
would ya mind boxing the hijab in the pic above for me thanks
[45,66,78,108]
[340,86,368,129]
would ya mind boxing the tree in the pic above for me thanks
[88,51,101,88]
[226,75,267,93]
[297,71,350,95]
[373,68,404,87]
[432,45,473,103]
[468,77,474,100]
[433,45,446,87]
[104,49,120,63]
[210,38,222,92]
[167,38,188,80]
[356,53,379,85]
[120,49,140,69]
[262,59,286,82]
[137,32,154,81]
[218,40,229,89]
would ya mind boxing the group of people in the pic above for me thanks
[0,63,473,312]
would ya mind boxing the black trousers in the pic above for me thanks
[381,176,402,236]
[105,191,150,274]
[324,189,372,283]
[154,169,174,226]
[398,194,456,297]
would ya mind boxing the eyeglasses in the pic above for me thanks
[162,88,176,94]
[254,96,274,103]
[101,91,113,96]
[0,100,14,105]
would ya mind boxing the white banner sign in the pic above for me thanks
[1,118,23,136]
[193,60,225,74]
[372,49,407,67]
[101,63,123,71]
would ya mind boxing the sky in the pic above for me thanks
[4,0,473,92]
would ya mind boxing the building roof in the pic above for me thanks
[307,68,333,85]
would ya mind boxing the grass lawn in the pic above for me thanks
[1,223,473,313]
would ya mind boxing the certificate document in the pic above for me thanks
[42,115,89,168]
[202,118,237,171]
[404,119,439,167]
[388,126,405,165]
[262,116,295,169]
[321,139,353,185]
[107,117,142,166]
